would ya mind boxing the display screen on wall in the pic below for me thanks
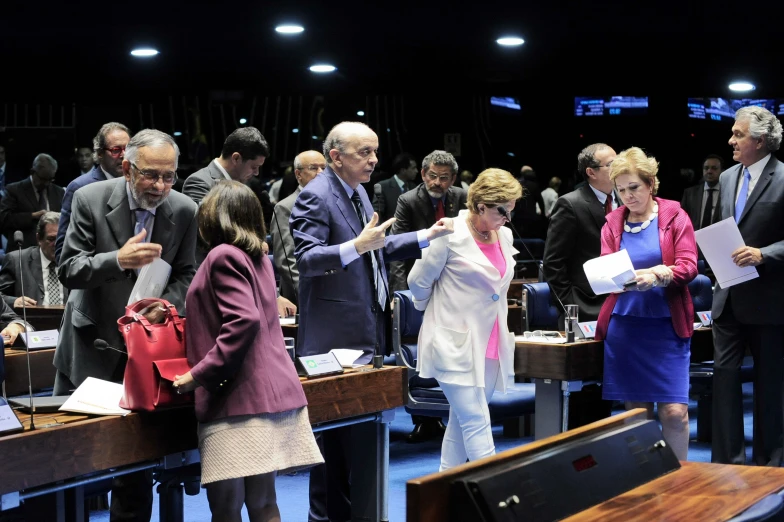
[574,96,649,116]
[687,97,780,121]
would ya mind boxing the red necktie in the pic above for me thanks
[604,195,613,216]
[435,199,445,221]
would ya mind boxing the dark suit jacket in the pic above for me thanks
[186,244,307,422]
[712,157,784,324]
[542,183,609,322]
[388,184,466,291]
[182,161,225,207]
[0,246,68,307]
[372,176,416,223]
[55,178,198,387]
[681,182,721,231]
[291,166,421,359]
[0,178,65,248]
[55,167,108,264]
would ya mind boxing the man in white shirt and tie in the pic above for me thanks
[681,154,724,231]
[0,212,67,308]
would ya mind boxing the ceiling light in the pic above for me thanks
[173,131,182,137]
[729,81,755,92]
[312,135,318,140]
[309,64,336,73]
[357,111,365,116]
[507,152,516,157]
[130,48,159,57]
[496,37,524,47]
[239,118,247,124]
[275,24,304,34]
[292,128,299,133]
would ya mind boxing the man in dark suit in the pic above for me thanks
[182,126,268,206]
[711,106,784,466]
[681,154,724,231]
[291,121,452,522]
[372,152,418,223]
[0,212,67,308]
[543,143,618,323]
[55,122,131,264]
[0,154,65,249]
[55,129,198,522]
[389,150,466,292]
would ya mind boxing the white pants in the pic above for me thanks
[438,358,500,471]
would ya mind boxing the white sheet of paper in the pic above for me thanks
[583,249,637,295]
[60,377,130,416]
[514,335,568,344]
[694,217,758,288]
[329,348,366,368]
[127,257,172,306]
[279,317,296,325]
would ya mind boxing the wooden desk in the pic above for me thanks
[408,409,784,522]
[14,305,64,331]
[0,366,407,522]
[3,348,55,396]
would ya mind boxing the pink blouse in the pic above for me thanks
[476,239,506,360]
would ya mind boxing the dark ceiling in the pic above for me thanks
[5,0,784,100]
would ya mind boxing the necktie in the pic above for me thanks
[701,188,715,229]
[604,194,613,216]
[435,199,445,220]
[46,264,62,305]
[734,168,751,223]
[351,191,387,311]
[134,209,152,241]
[37,188,47,211]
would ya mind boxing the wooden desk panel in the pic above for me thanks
[15,305,64,331]
[563,461,784,522]
[4,348,56,395]
[515,339,604,381]
[0,366,406,496]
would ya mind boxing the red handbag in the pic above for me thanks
[117,298,192,411]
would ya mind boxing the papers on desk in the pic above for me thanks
[279,317,297,325]
[694,217,758,288]
[127,258,171,305]
[60,377,130,416]
[583,249,637,295]
[329,349,365,368]
[515,334,568,344]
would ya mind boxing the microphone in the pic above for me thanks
[14,230,34,429]
[94,339,128,356]
[498,208,575,340]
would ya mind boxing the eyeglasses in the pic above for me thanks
[43,235,57,243]
[305,164,325,172]
[130,162,178,185]
[425,171,453,183]
[103,146,126,157]
[592,163,613,170]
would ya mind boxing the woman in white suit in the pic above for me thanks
[408,168,522,471]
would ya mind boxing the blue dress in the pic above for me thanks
[602,216,691,404]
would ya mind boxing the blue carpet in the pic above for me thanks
[88,382,755,521]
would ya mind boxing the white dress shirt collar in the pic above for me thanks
[213,159,232,181]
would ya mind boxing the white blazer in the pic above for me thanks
[408,210,518,392]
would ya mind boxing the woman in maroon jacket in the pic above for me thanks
[595,147,698,461]
[174,181,322,522]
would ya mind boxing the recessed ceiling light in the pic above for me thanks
[239,118,247,124]
[173,131,182,137]
[496,37,524,47]
[507,152,516,157]
[311,135,318,140]
[275,24,304,34]
[729,81,755,92]
[357,111,365,117]
[130,48,159,57]
[292,128,299,133]
[309,64,336,73]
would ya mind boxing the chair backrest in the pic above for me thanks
[687,273,713,311]
[392,290,424,369]
[267,254,279,284]
[523,282,560,331]
[394,290,423,338]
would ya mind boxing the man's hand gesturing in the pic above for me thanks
[118,229,162,269]
[354,213,395,255]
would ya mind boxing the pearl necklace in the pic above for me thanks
[624,202,658,234]
[467,216,490,240]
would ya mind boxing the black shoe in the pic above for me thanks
[406,423,429,443]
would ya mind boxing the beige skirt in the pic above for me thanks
[198,406,324,485]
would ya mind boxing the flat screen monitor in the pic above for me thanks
[574,96,648,116]
[490,97,521,111]
[688,97,779,121]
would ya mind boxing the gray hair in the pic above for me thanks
[735,106,782,151]
[93,122,131,159]
[32,153,58,172]
[124,129,180,168]
[322,122,373,164]
[421,150,458,175]
[36,211,61,239]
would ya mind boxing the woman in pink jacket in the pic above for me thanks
[596,147,698,461]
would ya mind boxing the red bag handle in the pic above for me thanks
[117,298,185,338]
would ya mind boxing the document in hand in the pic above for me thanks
[127,257,172,305]
[59,377,130,416]
[583,249,637,295]
[694,217,758,288]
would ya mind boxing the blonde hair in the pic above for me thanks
[610,147,660,195]
[467,168,523,213]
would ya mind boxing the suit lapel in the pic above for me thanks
[150,198,176,256]
[22,179,39,210]
[448,216,496,271]
[738,157,777,224]
[326,168,363,236]
[417,185,436,224]
[444,187,460,218]
[207,162,224,183]
[722,165,742,221]
[581,184,606,231]
[105,180,134,249]
[29,248,44,299]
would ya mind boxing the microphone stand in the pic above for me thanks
[271,203,297,313]
[15,231,34,430]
